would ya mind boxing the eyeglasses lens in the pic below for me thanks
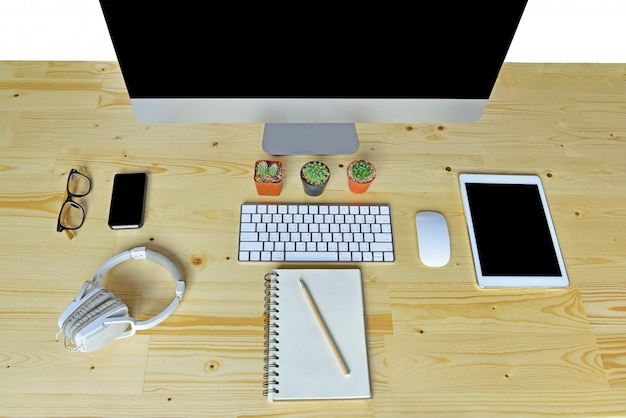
[68,171,91,196]
[59,201,85,230]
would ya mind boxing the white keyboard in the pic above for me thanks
[238,203,395,262]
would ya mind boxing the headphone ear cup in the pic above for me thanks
[63,289,118,340]
[61,288,130,352]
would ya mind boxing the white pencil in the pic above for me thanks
[300,278,350,376]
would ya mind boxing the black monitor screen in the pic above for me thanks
[99,2,528,100]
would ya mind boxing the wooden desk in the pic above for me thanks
[1,61,626,417]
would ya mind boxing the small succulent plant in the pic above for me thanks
[302,161,330,185]
[256,161,269,177]
[267,162,279,177]
[350,160,373,181]
[255,160,282,183]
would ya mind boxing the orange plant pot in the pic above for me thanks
[255,180,282,196]
[254,160,284,196]
[347,160,376,194]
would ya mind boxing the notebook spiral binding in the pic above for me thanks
[263,272,280,396]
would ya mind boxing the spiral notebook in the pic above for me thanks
[263,268,371,401]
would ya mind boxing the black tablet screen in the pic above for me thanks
[465,183,562,276]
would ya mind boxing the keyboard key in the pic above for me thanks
[240,232,258,241]
[286,252,339,262]
[239,242,263,251]
[240,223,256,232]
[272,252,285,261]
[241,204,257,214]
[339,252,352,261]
[371,242,394,252]
[375,233,393,242]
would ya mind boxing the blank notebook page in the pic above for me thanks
[265,268,371,401]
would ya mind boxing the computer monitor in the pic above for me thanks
[98,1,527,155]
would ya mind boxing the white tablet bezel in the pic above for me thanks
[459,173,569,288]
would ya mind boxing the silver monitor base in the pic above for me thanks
[262,123,359,155]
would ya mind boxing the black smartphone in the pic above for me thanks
[108,172,147,229]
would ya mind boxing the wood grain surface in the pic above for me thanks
[1,61,626,417]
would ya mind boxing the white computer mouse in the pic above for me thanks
[415,211,450,267]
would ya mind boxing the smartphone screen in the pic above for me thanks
[108,172,147,229]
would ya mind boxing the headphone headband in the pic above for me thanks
[92,247,185,331]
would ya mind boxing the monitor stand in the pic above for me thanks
[262,123,359,155]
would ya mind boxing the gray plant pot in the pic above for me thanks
[300,162,330,197]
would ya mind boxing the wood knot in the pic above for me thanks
[191,255,205,266]
[205,360,220,373]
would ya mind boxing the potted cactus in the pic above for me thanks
[300,161,330,196]
[254,160,283,196]
[346,160,376,194]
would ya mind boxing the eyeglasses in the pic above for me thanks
[57,168,92,239]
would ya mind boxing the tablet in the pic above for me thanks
[459,174,569,288]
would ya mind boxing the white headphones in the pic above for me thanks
[56,247,185,353]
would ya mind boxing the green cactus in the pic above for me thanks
[267,163,279,178]
[350,160,373,181]
[255,160,282,183]
[303,161,329,185]
[256,160,269,177]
